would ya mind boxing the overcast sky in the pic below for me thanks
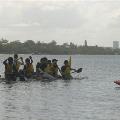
[0,0,120,46]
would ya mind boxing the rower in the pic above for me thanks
[45,60,53,75]
[23,56,34,78]
[51,59,59,78]
[3,57,16,80]
[36,57,48,73]
[61,60,73,80]
[13,54,24,76]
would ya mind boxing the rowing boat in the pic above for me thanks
[0,76,87,82]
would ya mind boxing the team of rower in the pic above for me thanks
[3,54,74,80]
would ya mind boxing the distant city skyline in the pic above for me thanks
[0,0,120,47]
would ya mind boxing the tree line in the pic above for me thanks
[0,39,119,55]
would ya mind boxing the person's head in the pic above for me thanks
[14,54,18,59]
[40,58,44,63]
[47,60,51,65]
[43,57,47,62]
[8,57,13,64]
[25,58,30,64]
[64,60,69,65]
[52,59,58,64]
[41,57,48,64]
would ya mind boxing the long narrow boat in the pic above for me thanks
[0,76,87,82]
[0,56,86,82]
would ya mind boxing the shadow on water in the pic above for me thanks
[115,87,120,90]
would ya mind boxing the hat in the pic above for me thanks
[52,59,58,62]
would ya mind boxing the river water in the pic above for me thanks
[0,54,120,120]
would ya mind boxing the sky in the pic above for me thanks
[0,0,120,47]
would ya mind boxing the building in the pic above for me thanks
[84,40,88,47]
[113,41,119,49]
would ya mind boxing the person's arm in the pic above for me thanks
[20,57,24,65]
[3,59,8,65]
[29,56,33,64]
[36,63,43,73]
[71,68,76,71]
[23,65,26,72]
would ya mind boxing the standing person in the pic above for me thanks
[13,54,24,76]
[23,56,34,78]
[61,60,73,80]
[3,57,16,80]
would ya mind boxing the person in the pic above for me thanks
[13,54,24,76]
[61,60,73,80]
[51,59,59,78]
[36,57,48,73]
[3,57,16,80]
[36,58,56,80]
[45,60,53,75]
[23,56,34,78]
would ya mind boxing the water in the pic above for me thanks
[0,54,120,120]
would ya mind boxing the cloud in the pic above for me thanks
[11,22,41,27]
[0,0,120,46]
[0,0,86,29]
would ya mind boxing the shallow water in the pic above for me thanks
[0,54,120,120]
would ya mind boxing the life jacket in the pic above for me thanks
[14,61,21,72]
[51,64,58,76]
[45,64,53,74]
[5,64,13,74]
[24,63,34,76]
[64,65,71,76]
[61,65,71,78]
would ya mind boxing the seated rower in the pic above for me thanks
[36,57,48,73]
[61,60,73,80]
[3,57,16,80]
[36,58,56,80]
[23,56,34,78]
[45,60,53,75]
[51,59,59,78]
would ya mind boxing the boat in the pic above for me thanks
[114,80,120,85]
[0,75,87,82]
[0,56,85,82]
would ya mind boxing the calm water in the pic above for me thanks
[0,54,120,120]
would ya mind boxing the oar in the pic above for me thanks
[72,68,83,73]
[58,67,63,77]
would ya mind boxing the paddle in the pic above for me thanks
[72,68,83,73]
[58,67,63,78]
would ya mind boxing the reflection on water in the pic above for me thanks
[115,87,120,90]
[0,55,120,120]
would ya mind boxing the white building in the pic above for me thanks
[113,41,119,49]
